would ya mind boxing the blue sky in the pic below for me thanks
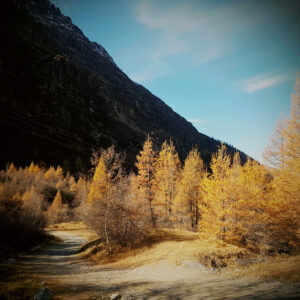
[52,0,300,162]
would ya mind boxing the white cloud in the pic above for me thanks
[241,73,288,93]
[188,118,206,124]
[129,62,169,83]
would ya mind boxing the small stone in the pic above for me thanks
[34,287,51,300]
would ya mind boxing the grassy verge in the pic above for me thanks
[231,254,300,283]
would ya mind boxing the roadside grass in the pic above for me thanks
[231,254,300,283]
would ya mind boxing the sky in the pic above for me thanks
[52,0,300,162]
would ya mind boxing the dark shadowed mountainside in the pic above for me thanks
[0,0,248,172]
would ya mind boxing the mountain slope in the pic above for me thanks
[0,0,247,171]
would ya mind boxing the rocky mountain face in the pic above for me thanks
[0,0,247,172]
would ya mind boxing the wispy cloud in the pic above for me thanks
[134,1,259,63]
[129,62,169,83]
[240,73,289,93]
[188,118,206,124]
[128,0,267,83]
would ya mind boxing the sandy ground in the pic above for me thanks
[14,230,300,299]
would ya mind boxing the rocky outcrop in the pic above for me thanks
[0,0,248,171]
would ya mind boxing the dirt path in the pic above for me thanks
[15,230,300,299]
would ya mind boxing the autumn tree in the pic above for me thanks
[47,190,64,224]
[135,135,157,228]
[87,156,110,205]
[152,140,181,225]
[263,78,300,250]
[72,177,88,220]
[28,162,36,173]
[87,146,147,251]
[55,166,64,180]
[44,166,56,181]
[175,148,205,229]
[199,144,231,240]
[6,162,16,177]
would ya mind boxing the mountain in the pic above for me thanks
[0,0,247,172]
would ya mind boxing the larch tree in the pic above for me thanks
[55,166,64,181]
[7,163,16,177]
[236,159,270,249]
[44,166,56,181]
[22,186,44,222]
[153,140,181,224]
[175,148,205,229]
[28,162,36,173]
[87,156,110,205]
[264,78,300,249]
[199,144,231,240]
[86,156,113,251]
[47,189,63,223]
[135,135,157,228]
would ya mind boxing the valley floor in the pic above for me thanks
[1,224,300,299]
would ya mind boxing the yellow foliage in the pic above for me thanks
[263,78,300,249]
[152,140,181,219]
[175,148,205,229]
[44,166,56,180]
[50,190,63,211]
[55,165,64,180]
[7,163,16,176]
[135,135,157,228]
[28,162,35,173]
[87,157,110,204]
[199,144,231,239]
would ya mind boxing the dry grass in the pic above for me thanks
[47,221,97,240]
[80,228,250,269]
[232,254,300,283]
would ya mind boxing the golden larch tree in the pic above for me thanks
[47,189,64,223]
[264,78,300,249]
[152,140,181,223]
[135,135,157,228]
[87,156,110,204]
[44,166,56,181]
[175,148,205,229]
[199,144,231,240]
